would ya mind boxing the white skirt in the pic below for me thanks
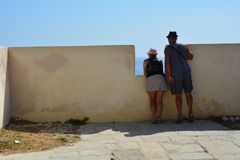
[146,74,168,92]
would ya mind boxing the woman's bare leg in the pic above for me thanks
[148,91,157,120]
[156,90,164,119]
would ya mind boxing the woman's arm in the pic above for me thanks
[158,59,163,69]
[143,59,148,77]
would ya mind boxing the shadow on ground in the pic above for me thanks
[80,120,235,137]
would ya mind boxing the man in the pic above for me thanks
[164,31,194,123]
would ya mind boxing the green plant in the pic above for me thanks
[56,136,68,143]
[0,128,6,135]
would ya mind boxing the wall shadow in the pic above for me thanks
[80,120,235,137]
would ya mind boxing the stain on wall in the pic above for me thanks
[199,98,226,115]
[36,54,67,73]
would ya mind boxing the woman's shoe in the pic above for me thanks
[188,114,195,122]
[175,117,183,124]
[156,118,162,124]
[151,118,157,124]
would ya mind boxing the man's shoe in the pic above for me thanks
[188,114,195,123]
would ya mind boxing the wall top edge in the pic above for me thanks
[186,43,240,46]
[6,43,240,49]
[8,44,135,49]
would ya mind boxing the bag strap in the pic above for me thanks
[168,45,187,60]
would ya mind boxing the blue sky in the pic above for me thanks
[0,0,240,57]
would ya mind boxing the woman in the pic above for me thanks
[143,48,167,124]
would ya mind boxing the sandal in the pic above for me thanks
[188,114,195,123]
[156,118,162,124]
[175,116,183,124]
[151,117,157,124]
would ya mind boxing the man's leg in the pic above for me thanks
[185,92,193,115]
[170,76,183,123]
[175,94,183,119]
[183,72,194,122]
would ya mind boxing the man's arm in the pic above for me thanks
[164,48,174,84]
[184,45,193,60]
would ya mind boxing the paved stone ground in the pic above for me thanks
[1,120,240,160]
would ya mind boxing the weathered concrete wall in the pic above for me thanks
[8,45,151,122]
[187,44,240,117]
[7,44,240,123]
[0,47,10,127]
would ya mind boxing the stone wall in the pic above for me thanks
[0,44,239,126]
[0,47,10,127]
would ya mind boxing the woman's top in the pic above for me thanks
[146,58,164,78]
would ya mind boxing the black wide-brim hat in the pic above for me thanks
[167,31,178,38]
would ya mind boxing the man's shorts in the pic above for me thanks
[170,72,193,95]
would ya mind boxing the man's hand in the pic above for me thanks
[169,76,175,84]
[184,45,193,60]
[187,52,193,60]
